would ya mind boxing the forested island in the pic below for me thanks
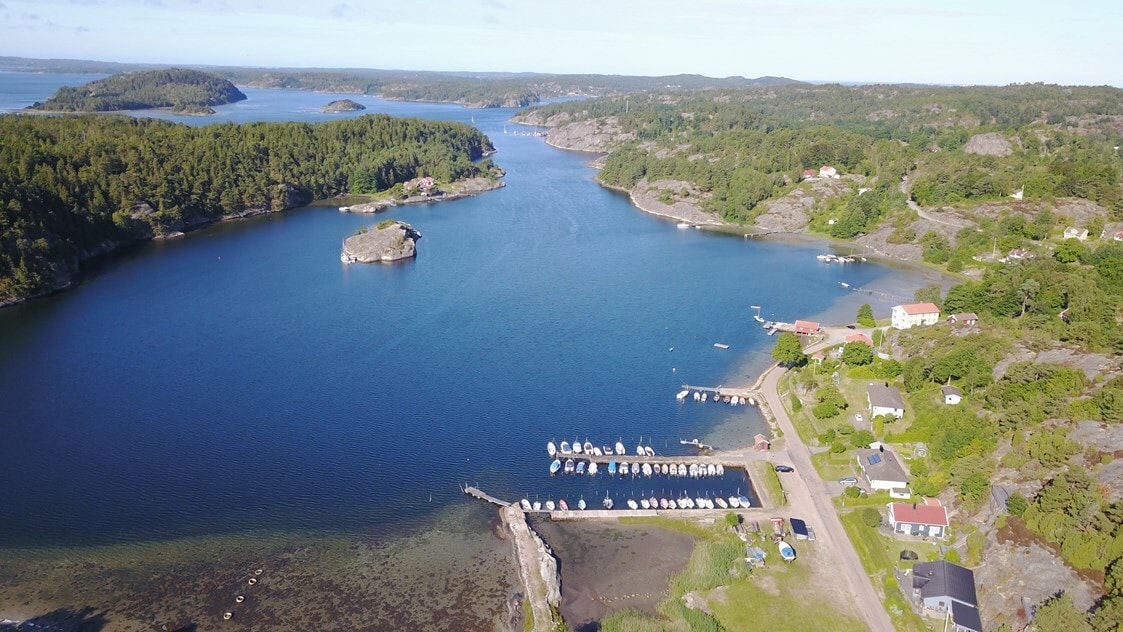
[0,114,498,304]
[29,68,246,113]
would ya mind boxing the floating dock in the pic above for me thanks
[463,485,511,507]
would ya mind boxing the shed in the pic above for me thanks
[790,518,810,540]
[754,433,771,451]
[947,313,978,326]
[941,385,963,405]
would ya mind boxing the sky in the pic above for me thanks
[2,0,1121,86]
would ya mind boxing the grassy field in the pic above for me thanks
[708,563,866,632]
[751,461,785,508]
[838,509,939,631]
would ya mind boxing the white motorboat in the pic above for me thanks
[642,463,653,477]
[564,459,575,474]
[583,441,594,454]
[668,499,678,509]
[661,464,669,475]
[678,464,687,476]
[576,461,586,475]
[644,446,655,457]
[728,497,740,508]
[588,461,598,475]
[547,441,557,457]
[715,497,728,509]
[545,500,555,511]
[707,464,717,476]
[738,496,751,507]
[689,463,699,477]
[615,441,626,455]
[533,501,542,511]
[578,498,586,510]
[640,498,650,509]
[521,498,532,511]
[602,494,614,509]
[560,441,572,455]
[676,389,690,401]
[705,498,715,509]
[659,498,669,509]
[620,462,629,475]
[602,445,614,456]
[695,496,706,508]
[592,447,602,457]
[627,499,639,510]
[636,444,644,456]
[573,440,583,454]
[716,464,724,476]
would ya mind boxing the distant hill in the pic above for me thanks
[30,68,246,113]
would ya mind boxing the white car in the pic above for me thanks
[855,413,864,422]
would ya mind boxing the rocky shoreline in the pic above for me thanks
[341,177,505,214]
[341,220,422,263]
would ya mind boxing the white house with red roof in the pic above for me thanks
[845,332,874,346]
[889,498,949,538]
[794,320,821,335]
[802,169,818,181]
[891,303,940,329]
[819,165,838,178]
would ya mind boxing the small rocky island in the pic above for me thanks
[322,99,366,113]
[340,219,421,263]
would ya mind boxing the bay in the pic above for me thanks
[0,73,941,629]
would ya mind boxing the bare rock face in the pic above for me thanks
[963,132,1013,156]
[322,99,366,113]
[340,220,421,263]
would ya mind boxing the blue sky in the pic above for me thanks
[2,0,1121,86]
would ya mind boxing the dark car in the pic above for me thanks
[846,324,858,329]
[774,464,795,473]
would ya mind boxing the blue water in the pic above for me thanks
[0,74,937,550]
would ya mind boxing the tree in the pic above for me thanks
[1019,279,1041,317]
[841,341,874,366]
[1006,493,1028,516]
[860,507,882,528]
[1032,593,1092,632]
[1055,239,1088,263]
[914,283,943,308]
[851,430,876,448]
[857,303,876,327]
[772,332,807,366]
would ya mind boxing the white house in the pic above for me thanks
[819,165,838,178]
[946,313,978,326]
[889,498,949,538]
[1064,227,1089,241]
[891,302,940,329]
[942,385,963,405]
[855,447,909,492]
[868,383,905,418]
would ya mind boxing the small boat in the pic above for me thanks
[705,498,715,509]
[521,498,532,511]
[592,447,602,457]
[701,393,708,402]
[602,445,614,456]
[533,501,542,511]
[583,441,594,454]
[603,494,614,509]
[728,497,740,508]
[661,464,669,475]
[545,500,556,511]
[678,464,687,476]
[636,444,644,456]
[627,499,639,510]
[564,459,575,474]
[588,461,598,475]
[650,496,659,509]
[778,540,796,562]
[738,496,751,508]
[578,498,587,510]
[644,446,655,457]
[573,440,584,455]
[707,464,717,476]
[713,343,730,350]
[676,389,690,401]
[689,463,699,477]
[620,463,629,475]
[715,497,728,509]
[677,222,691,229]
[640,498,650,509]
[576,461,586,475]
[642,463,653,477]
[668,498,678,509]
[338,206,350,212]
[659,498,669,509]
[716,464,725,476]
[696,496,706,508]
[615,441,626,455]
[683,497,695,509]
[693,391,700,401]
[559,499,569,511]
[560,441,572,454]
[549,459,561,474]
[816,254,832,261]
[547,441,557,457]
[608,461,617,475]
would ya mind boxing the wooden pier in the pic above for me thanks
[680,384,755,400]
[463,485,510,507]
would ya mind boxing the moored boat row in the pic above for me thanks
[683,390,753,406]
[552,459,726,477]
[520,493,752,512]
[547,439,657,457]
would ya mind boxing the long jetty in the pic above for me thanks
[463,485,510,507]
[680,384,756,399]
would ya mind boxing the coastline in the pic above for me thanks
[342,177,506,214]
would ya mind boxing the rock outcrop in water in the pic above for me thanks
[322,99,366,113]
[340,219,421,263]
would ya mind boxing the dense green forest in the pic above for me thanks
[30,68,247,112]
[0,114,496,303]
[523,84,1123,228]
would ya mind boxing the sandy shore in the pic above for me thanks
[531,519,695,631]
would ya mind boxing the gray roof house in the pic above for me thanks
[855,447,909,492]
[911,560,982,632]
[867,383,905,418]
[942,385,963,405]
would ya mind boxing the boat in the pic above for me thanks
[689,463,699,477]
[615,441,626,455]
[659,498,669,509]
[602,494,614,509]
[549,459,561,474]
[677,222,691,229]
[738,496,751,508]
[728,497,740,508]
[578,498,587,510]
[560,441,572,454]
[682,496,694,509]
[627,499,639,510]
[636,444,644,456]
[338,206,350,212]
[642,463,653,477]
[533,501,542,511]
[592,447,602,457]
[706,498,715,509]
[693,391,700,401]
[778,540,796,562]
[696,496,706,508]
[602,445,614,456]
[716,464,725,476]
[701,393,708,402]
[713,343,730,350]
[559,499,569,511]
[576,461,586,475]
[644,446,655,457]
[588,461,598,475]
[678,464,687,476]
[608,461,617,475]
[676,389,690,401]
[521,498,532,511]
[668,499,678,509]
[816,254,832,261]
[545,500,556,511]
[640,498,650,509]
[547,441,557,457]
[707,464,717,476]
[715,497,728,509]
[583,440,594,454]
[564,459,575,474]
[661,464,669,475]
[650,496,659,509]
[620,463,629,475]
[572,440,583,455]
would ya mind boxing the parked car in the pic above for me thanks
[854,413,864,423]
[774,464,795,473]
[839,476,858,486]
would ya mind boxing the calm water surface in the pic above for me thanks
[0,74,939,627]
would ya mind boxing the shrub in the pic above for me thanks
[813,402,840,419]
[1006,493,1028,515]
[845,486,861,498]
[861,507,882,528]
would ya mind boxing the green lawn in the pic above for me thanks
[709,563,866,632]
[838,509,939,631]
[752,461,786,508]
[810,449,859,482]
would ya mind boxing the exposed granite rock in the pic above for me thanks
[341,220,421,263]
[322,99,366,113]
[963,132,1014,156]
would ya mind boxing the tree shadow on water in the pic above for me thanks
[0,607,109,631]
